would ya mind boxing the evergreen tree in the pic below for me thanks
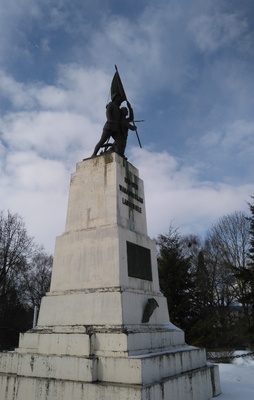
[157,227,194,330]
[194,251,211,310]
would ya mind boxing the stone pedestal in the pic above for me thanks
[0,153,221,400]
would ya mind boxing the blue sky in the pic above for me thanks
[0,0,254,252]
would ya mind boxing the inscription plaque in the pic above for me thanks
[127,241,152,281]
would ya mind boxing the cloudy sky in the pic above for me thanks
[0,0,254,253]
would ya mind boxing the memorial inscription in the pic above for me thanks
[122,198,142,213]
[119,184,143,203]
[120,174,143,214]
[124,177,138,190]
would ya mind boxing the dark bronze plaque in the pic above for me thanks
[127,241,152,281]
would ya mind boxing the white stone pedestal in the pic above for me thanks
[0,153,221,400]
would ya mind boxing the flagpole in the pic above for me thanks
[134,124,142,148]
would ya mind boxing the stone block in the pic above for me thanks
[0,374,16,400]
[94,325,185,356]
[98,347,207,385]
[37,291,123,326]
[0,352,19,375]
[50,226,121,292]
[37,289,171,327]
[50,224,160,294]
[18,332,39,351]
[36,333,90,356]
[16,353,97,382]
[65,153,147,235]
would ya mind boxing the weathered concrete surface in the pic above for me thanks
[0,153,221,400]
[0,364,220,400]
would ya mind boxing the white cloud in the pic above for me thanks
[0,150,70,252]
[199,120,254,152]
[129,147,254,239]
[0,66,109,116]
[221,120,254,149]
[188,12,248,53]
[0,110,97,159]
[4,151,68,192]
[88,3,198,96]
[0,65,113,165]
[0,71,35,109]
[0,1,42,63]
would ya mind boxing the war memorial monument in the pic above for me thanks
[0,67,221,399]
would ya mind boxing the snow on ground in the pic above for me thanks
[212,352,254,399]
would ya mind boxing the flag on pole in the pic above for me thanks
[110,65,142,148]
[110,65,127,103]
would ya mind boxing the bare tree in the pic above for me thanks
[19,250,53,308]
[0,210,37,349]
[0,211,36,302]
[205,211,251,316]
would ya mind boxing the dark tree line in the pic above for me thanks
[158,200,254,350]
[0,210,52,350]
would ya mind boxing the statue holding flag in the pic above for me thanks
[91,66,142,158]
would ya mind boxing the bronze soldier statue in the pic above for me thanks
[91,93,122,157]
[91,66,141,159]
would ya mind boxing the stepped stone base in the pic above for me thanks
[0,328,220,400]
[0,365,219,400]
[17,324,186,357]
[0,323,220,400]
[0,154,221,399]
